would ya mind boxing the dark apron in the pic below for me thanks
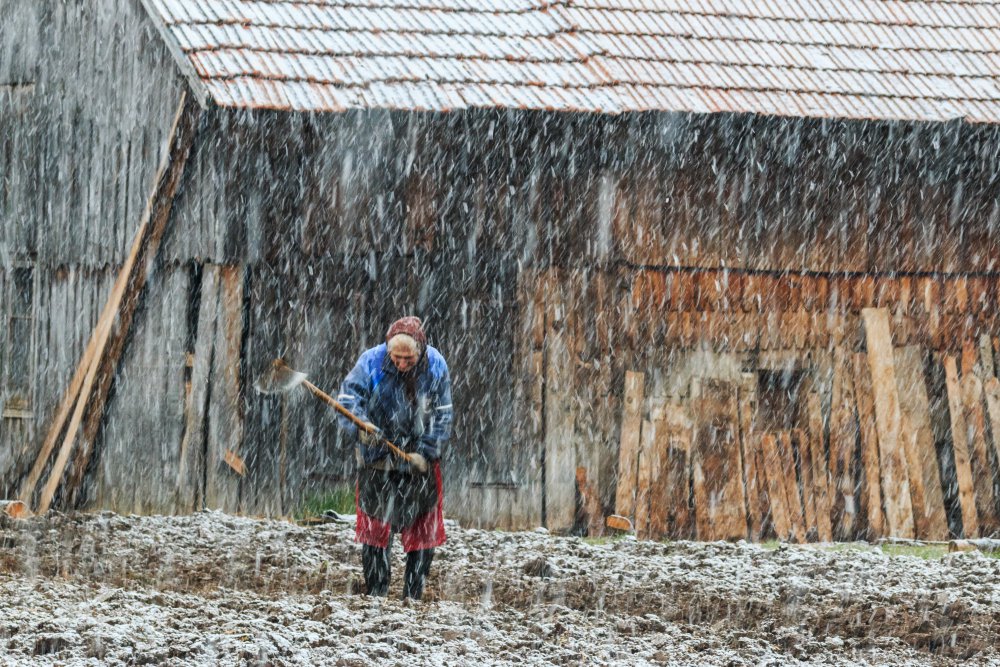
[358,466,438,531]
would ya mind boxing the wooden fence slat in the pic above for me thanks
[544,271,577,530]
[943,355,980,538]
[860,308,915,538]
[893,346,948,540]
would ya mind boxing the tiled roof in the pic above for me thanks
[145,0,1000,122]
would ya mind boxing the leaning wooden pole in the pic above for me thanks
[31,92,202,514]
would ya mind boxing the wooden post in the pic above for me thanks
[943,355,979,538]
[893,346,948,540]
[860,308,914,538]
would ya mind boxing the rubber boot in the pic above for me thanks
[402,548,434,600]
[362,544,391,597]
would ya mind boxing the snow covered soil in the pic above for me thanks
[1,511,998,666]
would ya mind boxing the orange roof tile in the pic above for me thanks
[147,0,1000,121]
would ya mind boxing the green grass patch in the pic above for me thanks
[879,543,949,560]
[295,485,354,520]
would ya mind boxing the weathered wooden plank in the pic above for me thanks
[852,352,885,540]
[634,413,657,539]
[760,432,796,542]
[544,271,577,531]
[737,373,764,541]
[653,402,693,539]
[860,307,915,538]
[575,467,604,537]
[805,392,834,542]
[961,373,1000,535]
[614,370,644,521]
[776,430,806,541]
[828,346,859,540]
[691,379,746,541]
[792,428,818,537]
[176,266,218,511]
[983,378,1000,525]
[893,346,949,540]
[204,265,245,512]
[943,355,980,537]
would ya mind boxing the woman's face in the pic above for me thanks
[389,345,419,373]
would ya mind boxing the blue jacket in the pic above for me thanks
[337,344,453,464]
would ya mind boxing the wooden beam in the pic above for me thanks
[943,355,979,537]
[860,308,914,538]
[33,93,202,514]
[893,346,948,540]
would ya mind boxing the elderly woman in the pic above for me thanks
[337,316,452,600]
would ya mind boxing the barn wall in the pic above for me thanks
[90,108,998,532]
[0,0,190,494]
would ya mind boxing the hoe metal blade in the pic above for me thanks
[254,358,308,395]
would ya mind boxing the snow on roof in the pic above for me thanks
[145,0,1000,122]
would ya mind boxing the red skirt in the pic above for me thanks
[355,461,446,552]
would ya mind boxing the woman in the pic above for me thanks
[337,316,452,600]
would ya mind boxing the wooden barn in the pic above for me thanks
[3,0,1000,541]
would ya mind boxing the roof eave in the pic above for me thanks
[137,0,213,111]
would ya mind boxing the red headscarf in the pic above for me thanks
[385,316,427,349]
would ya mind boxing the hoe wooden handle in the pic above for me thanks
[301,380,411,462]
